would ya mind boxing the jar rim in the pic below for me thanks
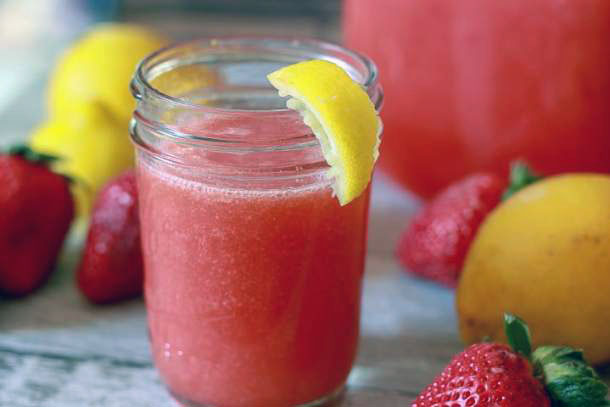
[130,35,383,180]
[131,35,383,115]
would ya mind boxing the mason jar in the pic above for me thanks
[130,37,382,407]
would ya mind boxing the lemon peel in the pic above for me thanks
[267,59,381,205]
[48,23,168,124]
[30,102,133,217]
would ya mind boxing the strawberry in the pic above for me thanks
[413,342,548,407]
[0,146,74,296]
[397,173,506,287]
[77,170,143,304]
[412,314,609,407]
[397,163,540,287]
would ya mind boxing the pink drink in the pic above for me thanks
[138,159,369,406]
[344,0,610,199]
[130,38,382,407]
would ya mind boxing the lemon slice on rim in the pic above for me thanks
[267,59,381,206]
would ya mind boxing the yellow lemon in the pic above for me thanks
[48,23,168,125]
[30,102,133,217]
[267,60,381,205]
[457,174,610,365]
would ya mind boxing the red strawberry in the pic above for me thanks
[412,342,549,407]
[0,146,74,296]
[397,163,541,287]
[397,173,506,287]
[77,170,143,304]
[412,314,609,407]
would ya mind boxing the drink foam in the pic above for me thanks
[139,157,334,202]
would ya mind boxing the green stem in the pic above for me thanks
[502,161,542,200]
[533,346,609,407]
[6,144,60,165]
[504,313,533,359]
[503,313,609,406]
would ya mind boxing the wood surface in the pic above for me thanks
[0,172,467,406]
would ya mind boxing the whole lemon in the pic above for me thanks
[30,103,133,217]
[457,174,610,365]
[48,23,167,125]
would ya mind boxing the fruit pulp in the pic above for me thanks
[344,0,610,198]
[137,156,370,407]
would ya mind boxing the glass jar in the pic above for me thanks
[130,37,382,407]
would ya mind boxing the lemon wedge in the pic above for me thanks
[267,59,381,205]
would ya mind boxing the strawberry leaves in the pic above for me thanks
[504,313,533,359]
[504,313,610,407]
[533,346,610,407]
[502,161,542,200]
[6,145,78,184]
[7,144,60,165]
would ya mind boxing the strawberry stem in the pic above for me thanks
[504,313,532,359]
[533,346,610,407]
[503,314,610,405]
[6,144,76,184]
[7,144,60,165]
[502,161,542,200]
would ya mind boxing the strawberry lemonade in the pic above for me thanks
[130,39,382,407]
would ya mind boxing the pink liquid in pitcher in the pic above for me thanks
[344,0,610,198]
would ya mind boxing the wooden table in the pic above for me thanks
[0,166,467,406]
